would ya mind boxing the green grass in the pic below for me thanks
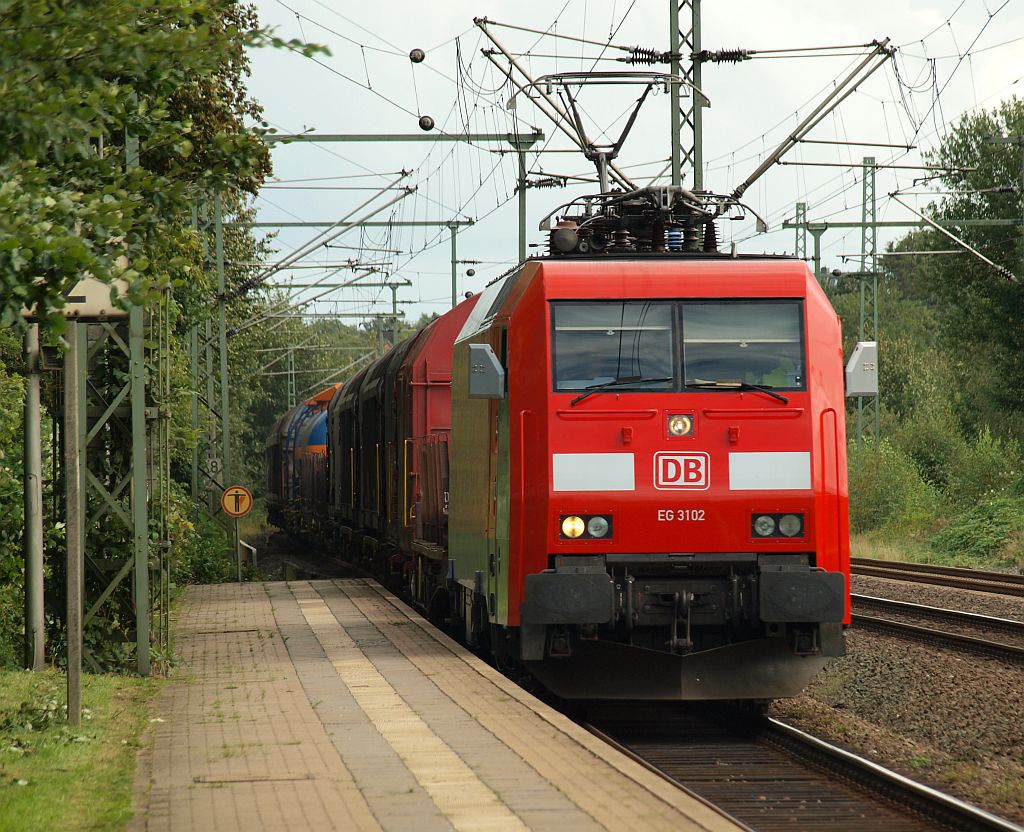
[851,533,935,563]
[853,516,1024,569]
[0,668,158,832]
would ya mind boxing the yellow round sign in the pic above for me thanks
[221,485,254,518]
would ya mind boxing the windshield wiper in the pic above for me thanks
[570,376,672,407]
[685,379,789,404]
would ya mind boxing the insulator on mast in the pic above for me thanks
[624,46,668,65]
[708,48,751,63]
[698,48,752,63]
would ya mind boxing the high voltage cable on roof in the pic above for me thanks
[703,27,1009,214]
[262,184,410,190]
[764,9,1021,239]
[729,43,991,237]
[798,139,916,150]
[233,268,383,335]
[257,23,520,269]
[262,118,380,177]
[473,17,635,54]
[276,41,421,119]
[778,160,976,171]
[731,39,895,200]
[275,0,400,55]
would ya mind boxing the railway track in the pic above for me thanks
[583,703,1021,832]
[851,594,1024,662]
[851,558,1024,597]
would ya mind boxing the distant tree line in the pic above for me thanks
[836,96,1024,566]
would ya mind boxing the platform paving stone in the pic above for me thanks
[131,580,740,831]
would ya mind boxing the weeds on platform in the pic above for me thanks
[0,668,157,832]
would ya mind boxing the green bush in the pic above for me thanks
[893,416,1020,507]
[0,582,21,668]
[891,404,965,493]
[847,439,943,535]
[167,488,258,585]
[0,366,25,668]
[946,427,1020,507]
[878,338,951,425]
[930,496,1024,564]
[174,520,237,584]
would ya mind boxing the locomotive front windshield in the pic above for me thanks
[552,302,674,390]
[551,299,805,392]
[682,301,804,389]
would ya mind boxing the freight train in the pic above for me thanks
[267,186,851,700]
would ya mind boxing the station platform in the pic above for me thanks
[130,579,740,832]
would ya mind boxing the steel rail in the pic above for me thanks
[852,613,1024,663]
[852,594,1024,636]
[584,705,1022,832]
[762,718,1023,832]
[852,558,1024,597]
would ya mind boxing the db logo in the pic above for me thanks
[654,452,710,490]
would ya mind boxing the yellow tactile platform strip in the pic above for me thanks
[294,584,527,831]
[131,580,741,832]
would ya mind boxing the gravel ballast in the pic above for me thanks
[772,576,1024,824]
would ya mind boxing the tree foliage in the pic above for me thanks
[918,96,1024,413]
[0,1,339,667]
[0,0,321,331]
[837,98,1024,567]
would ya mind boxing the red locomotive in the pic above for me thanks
[270,187,849,701]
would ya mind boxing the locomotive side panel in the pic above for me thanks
[376,332,425,544]
[503,272,553,629]
[449,266,538,630]
[804,275,850,618]
[295,410,328,528]
[356,355,387,530]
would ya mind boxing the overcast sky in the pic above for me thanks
[245,1,1024,321]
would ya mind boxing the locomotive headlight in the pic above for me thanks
[560,514,612,539]
[667,413,694,437]
[751,512,804,538]
[561,515,585,538]
[778,514,803,537]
